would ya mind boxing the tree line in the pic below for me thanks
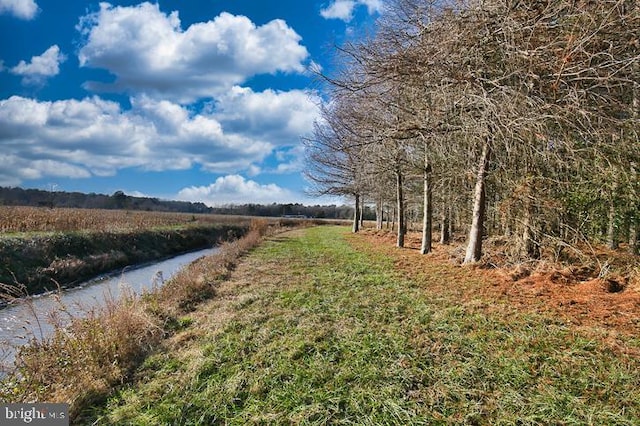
[209,203,371,220]
[0,187,213,213]
[305,0,639,263]
[0,186,362,219]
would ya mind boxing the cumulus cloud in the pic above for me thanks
[178,175,296,206]
[0,0,38,20]
[10,45,66,85]
[320,0,356,21]
[214,86,320,146]
[320,0,383,22]
[0,155,90,187]
[0,89,319,185]
[272,145,306,174]
[0,95,269,178]
[77,2,309,102]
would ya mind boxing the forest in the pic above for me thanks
[305,0,639,264]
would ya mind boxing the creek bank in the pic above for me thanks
[0,224,247,297]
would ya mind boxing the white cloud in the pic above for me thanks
[321,0,356,21]
[320,0,383,22]
[0,95,270,178]
[246,164,262,177]
[177,175,296,206]
[10,45,66,85]
[0,0,38,20]
[214,86,321,146]
[360,0,384,14]
[0,89,320,185]
[77,2,309,102]
[0,154,91,187]
[123,190,148,198]
[270,145,306,174]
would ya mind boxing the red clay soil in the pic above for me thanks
[351,229,640,338]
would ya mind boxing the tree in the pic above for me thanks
[310,0,640,263]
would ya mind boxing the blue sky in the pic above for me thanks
[0,0,381,205]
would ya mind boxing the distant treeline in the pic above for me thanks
[0,187,212,213]
[0,186,363,219]
[210,203,371,220]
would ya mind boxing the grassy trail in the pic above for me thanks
[87,226,640,425]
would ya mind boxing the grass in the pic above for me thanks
[85,226,640,425]
[0,220,271,422]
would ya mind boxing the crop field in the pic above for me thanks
[0,206,251,234]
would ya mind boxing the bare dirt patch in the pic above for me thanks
[351,229,640,336]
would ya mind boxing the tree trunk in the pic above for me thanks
[421,160,433,254]
[630,216,638,255]
[391,207,396,231]
[440,184,451,244]
[630,80,639,254]
[630,166,639,255]
[385,206,391,229]
[359,196,365,228]
[396,169,405,248]
[519,177,540,259]
[440,204,450,245]
[521,194,540,259]
[464,137,492,264]
[376,198,383,230]
[352,193,360,233]
[607,200,618,249]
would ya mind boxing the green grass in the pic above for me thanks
[87,226,640,425]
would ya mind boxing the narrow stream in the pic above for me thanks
[0,247,218,371]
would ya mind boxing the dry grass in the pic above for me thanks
[5,291,164,411]
[356,228,640,335]
[0,206,252,234]
[151,219,270,316]
[0,219,273,422]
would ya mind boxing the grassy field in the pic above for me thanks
[0,206,251,235]
[85,226,640,425]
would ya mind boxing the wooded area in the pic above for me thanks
[305,0,639,264]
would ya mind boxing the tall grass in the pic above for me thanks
[0,206,252,234]
[0,206,348,235]
[0,219,272,422]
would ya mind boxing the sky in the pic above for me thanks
[0,0,382,206]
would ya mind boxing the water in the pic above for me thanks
[0,247,218,370]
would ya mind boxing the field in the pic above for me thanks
[0,207,258,297]
[0,206,250,234]
[81,226,640,424]
[0,208,340,296]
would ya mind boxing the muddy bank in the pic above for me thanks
[0,225,247,297]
